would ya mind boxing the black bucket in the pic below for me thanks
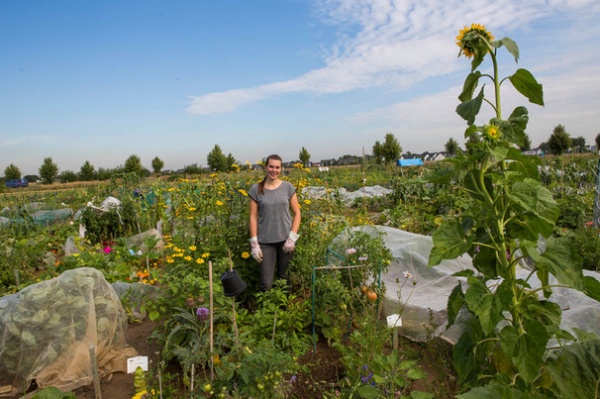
[220,269,247,297]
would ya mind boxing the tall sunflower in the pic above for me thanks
[456,23,494,58]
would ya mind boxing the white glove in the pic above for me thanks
[282,231,300,254]
[250,236,263,263]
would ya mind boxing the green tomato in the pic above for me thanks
[257,383,264,391]
[203,383,212,393]
[339,303,347,311]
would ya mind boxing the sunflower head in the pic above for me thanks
[456,23,494,59]
[484,124,501,142]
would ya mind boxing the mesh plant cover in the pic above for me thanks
[0,267,138,396]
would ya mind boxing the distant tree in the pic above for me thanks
[465,133,481,155]
[124,155,143,176]
[571,136,586,153]
[79,160,96,181]
[595,133,600,153]
[59,170,78,183]
[372,141,384,164]
[4,164,21,180]
[183,163,203,175]
[226,153,237,172]
[39,157,59,184]
[444,138,460,156]
[382,133,402,165]
[151,156,164,175]
[547,124,572,155]
[96,167,113,180]
[24,174,39,183]
[520,134,532,151]
[539,142,550,154]
[299,147,311,167]
[207,145,228,172]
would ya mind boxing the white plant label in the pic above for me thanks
[386,314,402,328]
[127,356,149,373]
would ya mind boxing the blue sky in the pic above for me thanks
[2,0,600,175]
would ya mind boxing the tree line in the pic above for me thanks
[443,125,600,156]
[7,124,590,185]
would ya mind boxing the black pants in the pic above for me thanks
[258,242,293,291]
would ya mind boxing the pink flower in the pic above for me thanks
[103,246,112,254]
[346,248,357,255]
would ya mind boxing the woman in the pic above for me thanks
[248,154,301,291]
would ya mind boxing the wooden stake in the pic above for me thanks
[89,345,102,399]
[208,260,214,381]
[227,250,239,349]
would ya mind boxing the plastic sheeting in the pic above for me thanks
[0,268,137,396]
[331,226,600,344]
[302,185,392,206]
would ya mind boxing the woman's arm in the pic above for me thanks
[249,198,259,237]
[289,192,301,234]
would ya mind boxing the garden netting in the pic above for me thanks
[330,226,600,344]
[302,185,392,206]
[0,267,137,396]
[0,203,73,228]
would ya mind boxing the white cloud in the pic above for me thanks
[187,0,599,127]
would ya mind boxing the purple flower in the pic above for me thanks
[196,307,209,321]
[361,372,373,384]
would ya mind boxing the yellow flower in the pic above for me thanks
[202,252,210,258]
[184,255,192,261]
[189,245,197,251]
[188,207,197,211]
[238,189,248,197]
[196,258,205,265]
[131,389,147,399]
[485,124,501,141]
[167,257,174,264]
[456,23,494,58]
[241,251,250,259]
[303,199,311,205]
[216,200,224,206]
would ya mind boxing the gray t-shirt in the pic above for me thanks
[249,181,296,244]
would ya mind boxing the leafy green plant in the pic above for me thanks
[335,308,430,399]
[422,23,600,395]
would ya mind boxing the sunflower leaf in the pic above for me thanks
[509,68,544,106]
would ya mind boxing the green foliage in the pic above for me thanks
[336,311,428,398]
[4,163,22,180]
[547,124,572,156]
[568,226,600,270]
[207,144,229,172]
[58,170,78,183]
[244,282,311,353]
[124,154,143,176]
[445,137,461,155]
[214,339,301,398]
[39,157,59,184]
[299,146,311,167]
[151,156,164,174]
[78,160,96,181]
[30,386,76,399]
[79,201,138,244]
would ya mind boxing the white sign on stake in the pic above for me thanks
[386,314,402,328]
[127,356,149,373]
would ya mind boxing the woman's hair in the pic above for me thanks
[258,154,283,195]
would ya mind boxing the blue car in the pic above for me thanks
[5,178,29,188]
